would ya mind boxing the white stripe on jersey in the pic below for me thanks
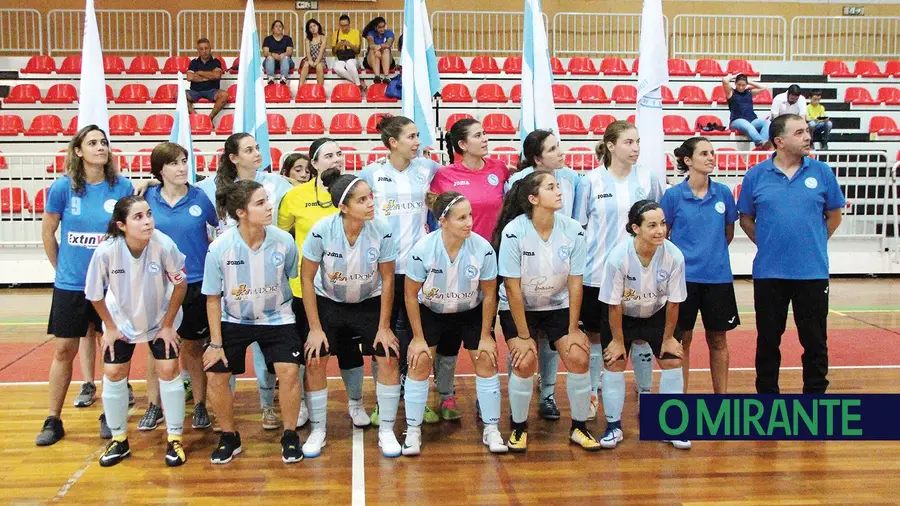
[597,239,687,318]
[504,167,580,219]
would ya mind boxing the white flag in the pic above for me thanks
[77,0,109,135]
[520,0,557,141]
[170,72,196,184]
[401,0,441,151]
[233,0,272,170]
[636,0,669,183]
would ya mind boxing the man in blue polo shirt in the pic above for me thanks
[737,113,845,394]
[186,38,229,121]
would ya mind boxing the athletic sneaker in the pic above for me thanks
[192,402,212,430]
[378,430,402,458]
[138,403,164,431]
[73,382,96,407]
[281,430,303,463]
[570,428,602,451]
[665,439,692,450]
[302,428,327,458]
[210,432,242,464]
[482,426,508,453]
[401,426,421,456]
[35,416,64,446]
[423,405,440,424]
[279,76,287,85]
[99,439,131,467]
[261,406,279,430]
[507,427,527,452]
[441,395,462,420]
[166,439,187,467]
[539,395,561,420]
[600,426,624,449]
[348,399,370,427]
[588,394,599,421]
[99,414,111,439]
[296,399,309,429]
[183,378,193,403]
[369,404,380,426]
[128,383,135,407]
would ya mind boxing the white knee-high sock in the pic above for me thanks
[102,376,129,439]
[475,374,501,425]
[566,371,592,422]
[308,389,328,432]
[659,368,684,394]
[376,382,401,432]
[539,338,559,399]
[508,372,533,424]
[589,344,603,393]
[631,342,654,393]
[602,371,626,424]
[158,374,185,436]
[403,377,429,427]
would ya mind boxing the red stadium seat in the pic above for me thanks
[110,148,129,171]
[445,113,474,132]
[631,59,640,74]
[5,84,41,104]
[727,59,759,77]
[0,187,31,213]
[331,83,363,103]
[565,147,598,170]
[696,59,725,77]
[663,115,692,135]
[367,112,390,134]
[695,115,732,136]
[58,55,82,74]
[711,86,728,105]
[823,60,852,77]
[677,85,709,104]
[267,113,288,135]
[109,114,139,136]
[470,56,500,74]
[226,84,237,104]
[732,184,742,201]
[611,85,637,104]
[887,61,900,78]
[476,83,508,103]
[503,56,522,74]
[877,87,900,105]
[599,57,627,76]
[207,148,225,171]
[660,86,677,105]
[190,114,213,135]
[367,146,390,164]
[589,114,617,135]
[716,148,748,170]
[127,56,159,75]
[265,83,293,103]
[752,89,773,105]
[22,55,56,74]
[488,146,519,168]
[269,148,282,168]
[509,84,521,103]
[44,84,78,104]
[557,114,588,135]
[577,84,609,104]
[366,83,397,102]
[341,146,364,170]
[481,113,515,135]
[329,113,363,134]
[106,84,114,103]
[0,150,7,170]
[626,114,636,125]
[32,187,50,213]
[870,116,900,135]
[103,55,126,74]
[216,56,229,74]
[292,113,326,134]
[665,154,674,171]
[853,60,886,78]
[442,83,473,103]
[845,87,877,105]
[131,149,153,172]
[115,84,150,104]
[162,56,191,74]
[46,150,68,173]
[152,84,179,104]
[0,114,25,136]
[26,115,63,136]
[550,57,565,75]
[437,55,467,74]
[569,57,599,75]
[552,84,576,104]
[141,114,174,135]
[296,84,327,103]
[667,58,693,76]
[229,56,242,74]
[192,148,206,171]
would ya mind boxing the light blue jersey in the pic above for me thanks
[498,213,586,311]
[360,156,440,274]
[574,165,664,287]
[406,230,498,313]
[196,172,293,233]
[85,230,186,343]
[504,167,580,218]
[597,239,687,318]
[201,226,298,325]
[302,214,399,303]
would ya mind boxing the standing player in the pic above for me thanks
[86,196,188,467]
[660,137,739,393]
[597,200,689,450]
[574,120,664,419]
[202,180,302,464]
[36,125,135,446]
[300,171,402,459]
[402,192,507,455]
[494,172,599,452]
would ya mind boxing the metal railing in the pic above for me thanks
[47,9,172,56]
[552,12,668,58]
[176,10,300,56]
[672,15,787,60]
[430,10,548,56]
[790,16,900,61]
[0,9,42,55]
[302,10,404,41]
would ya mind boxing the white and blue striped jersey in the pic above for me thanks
[84,230,186,343]
[597,239,687,318]
[504,167,581,218]
[406,230,498,314]
[360,156,440,274]
[302,214,399,303]
[201,226,299,325]
[574,165,664,287]
[197,172,293,233]
[498,213,586,312]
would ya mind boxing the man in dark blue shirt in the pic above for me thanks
[737,114,845,394]
[186,38,228,121]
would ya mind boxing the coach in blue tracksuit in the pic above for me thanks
[737,113,845,394]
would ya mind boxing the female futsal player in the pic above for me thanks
[280,152,313,184]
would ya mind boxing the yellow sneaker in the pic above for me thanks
[507,427,527,453]
[570,427,602,451]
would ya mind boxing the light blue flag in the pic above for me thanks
[636,0,669,183]
[520,0,557,143]
[401,0,440,151]
[233,0,272,170]
[170,72,197,184]
[77,0,108,135]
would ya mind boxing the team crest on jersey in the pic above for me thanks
[657,269,670,282]
[414,170,427,184]
[805,177,818,189]
[189,205,203,217]
[271,252,285,267]
[715,201,726,214]
[487,174,500,186]
[423,287,440,299]
[366,247,379,263]
[103,199,117,213]
[464,265,479,280]
[557,245,571,260]
[635,187,646,199]
[147,262,161,274]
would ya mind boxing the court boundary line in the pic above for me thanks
[52,444,104,502]
[351,427,365,506]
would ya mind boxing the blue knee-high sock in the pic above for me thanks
[158,375,185,436]
[403,377,429,427]
[251,343,276,408]
[475,374,501,426]
[308,389,328,432]
[434,354,458,401]
[102,376,129,439]
[566,371,592,422]
[601,371,625,424]
[341,366,364,402]
[376,382,401,431]
[659,368,684,395]
[508,372,533,424]
[539,338,559,400]
[631,342,653,393]
[589,344,603,393]
[229,374,236,392]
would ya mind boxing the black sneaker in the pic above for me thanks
[35,416,64,446]
[99,439,131,467]
[99,414,112,439]
[138,403,164,431]
[166,439,187,467]
[373,75,383,84]
[281,430,303,463]
[192,401,212,429]
[539,395,561,420]
[210,432,242,464]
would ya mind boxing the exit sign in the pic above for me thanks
[295,0,318,9]
[843,6,865,16]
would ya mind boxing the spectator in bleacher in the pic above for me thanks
[331,14,366,91]
[262,20,295,85]
[186,38,228,122]
[722,73,771,149]
[807,91,832,150]
[363,16,396,84]
[771,84,808,121]
[299,19,326,87]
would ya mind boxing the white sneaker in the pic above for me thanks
[401,427,421,456]
[482,426,508,454]
[600,426,624,449]
[378,430,402,458]
[665,439,692,450]
[588,394,599,421]
[302,428,327,458]
[349,399,371,428]
[296,398,309,428]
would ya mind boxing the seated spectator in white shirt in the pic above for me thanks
[771,85,807,121]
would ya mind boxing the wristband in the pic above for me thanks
[208,343,223,350]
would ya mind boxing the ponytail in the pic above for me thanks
[594,120,636,167]
[490,171,550,250]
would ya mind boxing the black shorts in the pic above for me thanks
[580,286,609,334]
[498,308,569,349]
[206,322,302,374]
[317,295,396,358]
[294,297,364,368]
[104,337,179,364]
[391,274,410,332]
[47,287,102,338]
[291,297,309,337]
[420,303,485,352]
[601,307,678,359]
[177,282,210,341]
[676,282,741,333]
